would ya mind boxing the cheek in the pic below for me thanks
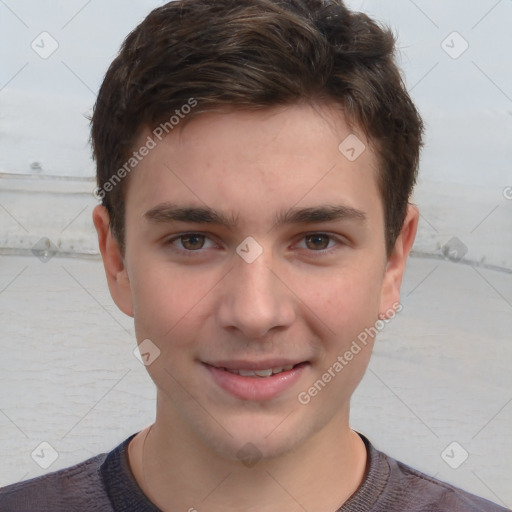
[129,261,217,346]
[298,261,384,341]
[301,269,383,403]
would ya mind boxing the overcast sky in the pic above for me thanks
[0,0,511,185]
[1,0,511,110]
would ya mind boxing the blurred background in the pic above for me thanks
[0,0,511,507]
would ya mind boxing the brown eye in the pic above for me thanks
[180,234,206,250]
[166,232,218,256]
[304,234,331,250]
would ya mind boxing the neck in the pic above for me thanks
[128,414,367,512]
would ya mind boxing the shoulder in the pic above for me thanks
[0,452,111,512]
[380,448,509,511]
[348,434,509,512]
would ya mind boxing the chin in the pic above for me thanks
[193,408,323,464]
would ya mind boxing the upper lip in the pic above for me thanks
[204,359,308,371]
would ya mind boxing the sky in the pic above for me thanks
[1,0,511,108]
[0,0,511,185]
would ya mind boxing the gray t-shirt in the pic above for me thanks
[0,433,508,511]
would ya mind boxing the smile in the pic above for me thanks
[203,361,309,401]
[222,365,295,377]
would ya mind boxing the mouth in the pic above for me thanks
[212,363,302,377]
[204,358,308,375]
[202,360,310,401]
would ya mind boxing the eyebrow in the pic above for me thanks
[143,203,366,230]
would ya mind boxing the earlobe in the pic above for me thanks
[92,205,134,317]
[379,204,419,316]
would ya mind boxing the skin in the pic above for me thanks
[93,102,418,512]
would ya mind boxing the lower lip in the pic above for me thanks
[203,363,308,401]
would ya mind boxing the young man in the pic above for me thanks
[0,1,508,511]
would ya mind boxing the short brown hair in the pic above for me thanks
[91,0,423,255]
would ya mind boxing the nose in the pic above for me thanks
[216,249,296,340]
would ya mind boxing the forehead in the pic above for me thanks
[124,103,382,229]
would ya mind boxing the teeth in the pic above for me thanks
[255,369,273,377]
[239,369,257,377]
[228,365,295,377]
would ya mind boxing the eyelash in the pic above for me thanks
[165,232,345,258]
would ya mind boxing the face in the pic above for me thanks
[95,102,415,461]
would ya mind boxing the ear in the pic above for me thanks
[92,205,134,317]
[379,203,419,317]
